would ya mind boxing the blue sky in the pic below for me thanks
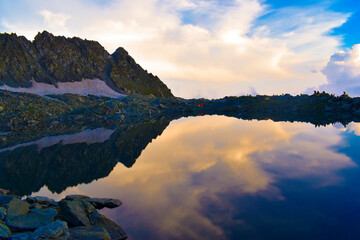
[0,0,360,98]
[266,0,360,48]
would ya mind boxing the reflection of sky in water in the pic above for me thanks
[34,116,360,240]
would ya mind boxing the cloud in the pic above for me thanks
[0,0,351,98]
[318,44,360,96]
[38,10,70,32]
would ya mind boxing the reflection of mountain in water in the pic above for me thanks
[0,119,170,196]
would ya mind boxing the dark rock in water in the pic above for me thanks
[69,226,111,240]
[9,232,32,240]
[0,207,6,220]
[90,211,127,240]
[26,196,55,205]
[7,198,29,216]
[58,200,95,227]
[0,223,11,238]
[5,213,53,231]
[32,220,69,240]
[83,198,122,209]
[64,195,90,201]
[0,195,19,205]
[29,208,58,218]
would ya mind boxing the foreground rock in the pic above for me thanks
[82,198,122,210]
[0,193,127,239]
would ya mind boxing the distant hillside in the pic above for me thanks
[0,31,173,97]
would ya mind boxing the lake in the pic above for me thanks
[1,115,360,239]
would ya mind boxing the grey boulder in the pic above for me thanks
[58,200,95,227]
[6,213,54,231]
[31,220,69,240]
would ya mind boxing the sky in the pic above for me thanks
[0,0,360,98]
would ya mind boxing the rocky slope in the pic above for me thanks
[0,31,173,97]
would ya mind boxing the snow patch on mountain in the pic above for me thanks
[0,78,125,98]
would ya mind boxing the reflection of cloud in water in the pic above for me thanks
[341,122,360,136]
[35,116,356,239]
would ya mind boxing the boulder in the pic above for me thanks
[90,211,127,240]
[26,197,55,205]
[0,223,11,239]
[29,208,58,218]
[32,220,69,240]
[0,207,6,220]
[69,226,110,240]
[58,200,95,227]
[64,195,90,201]
[7,198,30,216]
[0,195,18,205]
[9,232,33,240]
[83,198,122,209]
[6,213,54,232]
[0,189,9,195]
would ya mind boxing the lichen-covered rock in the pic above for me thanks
[31,220,69,240]
[5,213,54,231]
[90,211,127,240]
[0,195,18,205]
[7,198,30,216]
[83,198,122,209]
[10,232,33,240]
[29,208,58,218]
[0,189,9,195]
[69,226,111,240]
[58,200,95,227]
[0,207,6,220]
[0,223,11,238]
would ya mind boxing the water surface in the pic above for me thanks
[1,116,360,239]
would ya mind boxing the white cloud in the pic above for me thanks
[38,10,70,32]
[318,44,360,96]
[0,0,351,98]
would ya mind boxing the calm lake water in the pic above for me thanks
[2,115,360,239]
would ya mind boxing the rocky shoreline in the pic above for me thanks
[1,90,360,134]
[0,190,126,240]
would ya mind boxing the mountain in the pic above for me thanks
[0,31,173,97]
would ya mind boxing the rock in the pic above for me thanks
[6,213,54,232]
[47,202,58,207]
[83,198,122,209]
[10,232,33,240]
[90,211,127,240]
[0,195,18,205]
[69,226,110,240]
[58,200,95,227]
[26,197,55,205]
[0,207,6,220]
[0,189,9,195]
[7,198,30,216]
[29,208,58,218]
[64,195,90,201]
[31,220,69,240]
[0,223,11,238]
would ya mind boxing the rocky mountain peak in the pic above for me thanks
[0,31,173,97]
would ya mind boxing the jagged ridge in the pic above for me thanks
[0,31,173,97]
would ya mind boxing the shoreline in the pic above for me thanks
[0,190,127,240]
